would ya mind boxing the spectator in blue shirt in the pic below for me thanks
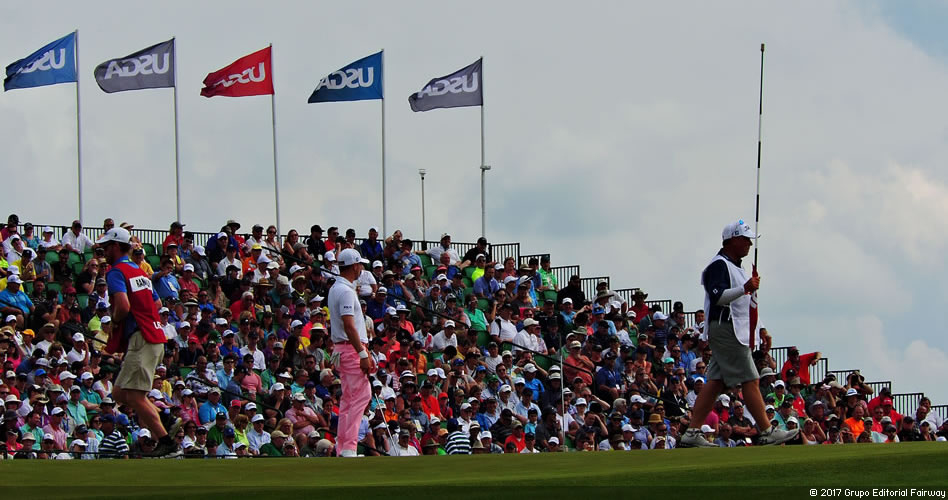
[358,227,384,263]
[595,351,623,401]
[152,258,180,301]
[366,289,388,322]
[473,265,500,300]
[0,275,34,320]
[199,389,228,424]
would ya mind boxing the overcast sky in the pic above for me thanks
[3,1,948,404]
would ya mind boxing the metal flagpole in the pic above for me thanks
[419,169,427,242]
[270,43,281,236]
[381,49,387,237]
[74,29,83,221]
[753,43,765,267]
[479,57,489,238]
[172,38,182,222]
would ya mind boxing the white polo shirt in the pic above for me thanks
[329,276,367,344]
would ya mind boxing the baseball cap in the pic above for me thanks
[653,312,668,321]
[722,219,758,241]
[183,263,195,272]
[95,227,131,245]
[337,248,368,267]
[845,388,859,397]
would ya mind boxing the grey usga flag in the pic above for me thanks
[94,39,175,93]
[408,58,482,112]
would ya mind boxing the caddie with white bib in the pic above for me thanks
[679,220,799,448]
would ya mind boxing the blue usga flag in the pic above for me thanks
[308,51,382,103]
[4,32,77,91]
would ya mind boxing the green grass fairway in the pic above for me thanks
[2,442,946,499]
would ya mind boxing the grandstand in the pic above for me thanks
[0,218,945,461]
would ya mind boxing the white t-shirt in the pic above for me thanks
[512,330,539,354]
[430,331,458,352]
[354,271,377,297]
[39,238,61,249]
[240,346,267,370]
[395,444,419,457]
[217,257,243,278]
[427,245,460,266]
[62,231,94,253]
[485,355,503,374]
[329,276,367,344]
[490,319,518,343]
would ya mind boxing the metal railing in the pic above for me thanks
[768,346,826,385]
[865,381,891,397]
[550,265,581,295]
[931,405,948,422]
[682,311,698,328]
[581,276,610,302]
[891,392,924,417]
[519,253,548,268]
[644,299,672,314]
[827,370,858,383]
[491,243,520,267]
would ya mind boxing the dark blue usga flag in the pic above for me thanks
[4,32,77,91]
[308,51,382,103]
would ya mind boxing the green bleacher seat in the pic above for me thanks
[66,253,82,267]
[462,277,473,289]
[179,367,193,378]
[46,252,59,265]
[82,250,93,262]
[463,266,476,280]
[72,262,85,276]
[476,298,489,312]
[192,277,205,289]
[146,255,160,271]
[543,290,558,303]
[23,282,33,296]
[535,356,552,371]
[47,282,61,294]
[77,293,89,309]
[142,242,158,257]
[476,329,490,347]
[424,265,437,280]
[419,254,433,268]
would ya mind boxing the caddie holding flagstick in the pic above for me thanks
[680,220,798,447]
[97,227,179,457]
[329,248,375,457]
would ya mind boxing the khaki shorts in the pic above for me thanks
[705,320,759,387]
[115,331,163,392]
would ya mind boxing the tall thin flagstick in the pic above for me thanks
[754,43,765,267]
[381,49,387,237]
[74,29,83,221]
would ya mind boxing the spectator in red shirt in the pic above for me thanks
[504,421,526,452]
[780,347,821,385]
[162,221,185,253]
[230,291,257,321]
[180,264,199,297]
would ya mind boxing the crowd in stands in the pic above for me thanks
[0,213,945,459]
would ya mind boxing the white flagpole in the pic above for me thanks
[381,49,387,237]
[479,56,489,238]
[74,29,83,221]
[172,38,182,222]
[270,43,281,236]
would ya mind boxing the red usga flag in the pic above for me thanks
[201,46,273,98]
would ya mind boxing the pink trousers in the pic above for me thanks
[335,343,371,454]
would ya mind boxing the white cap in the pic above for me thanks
[271,382,285,391]
[222,329,235,337]
[80,372,94,381]
[522,318,539,328]
[626,310,637,319]
[288,265,303,275]
[71,332,84,342]
[436,368,446,378]
[50,407,64,416]
[622,424,635,432]
[310,295,324,303]
[100,316,111,324]
[513,377,525,385]
[267,261,279,270]
[443,320,456,328]
[494,263,504,271]
[252,414,265,423]
[575,398,587,406]
[787,416,799,425]
[181,389,193,396]
[372,260,383,268]
[42,226,53,234]
[479,431,492,440]
[59,371,76,380]
[159,307,170,314]
[561,297,573,304]
[629,395,647,404]
[499,384,512,393]
[503,276,518,284]
[377,287,387,294]
[214,318,228,325]
[436,274,447,282]
[524,363,537,373]
[700,424,714,433]
[426,369,438,377]
[147,389,162,399]
[95,227,132,245]
[339,248,369,266]
[138,428,152,439]
[194,246,206,256]
[765,404,775,411]
[717,394,731,404]
[217,232,228,239]
[386,307,397,317]
[722,219,758,241]
[72,439,87,447]
[257,254,271,264]
[183,263,195,272]
[6,275,21,285]
[652,312,668,321]
[845,388,858,397]
[774,380,785,388]
[372,380,383,388]
[290,320,303,329]
[460,403,472,410]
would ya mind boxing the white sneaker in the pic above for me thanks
[339,449,358,458]
[758,426,799,445]
[680,428,718,448]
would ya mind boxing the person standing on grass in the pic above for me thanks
[681,220,798,447]
[329,248,375,457]
[97,227,178,457]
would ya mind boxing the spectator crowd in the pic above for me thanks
[0,213,945,459]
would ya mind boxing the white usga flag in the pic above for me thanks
[408,58,482,112]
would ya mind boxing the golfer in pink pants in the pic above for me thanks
[328,249,375,457]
